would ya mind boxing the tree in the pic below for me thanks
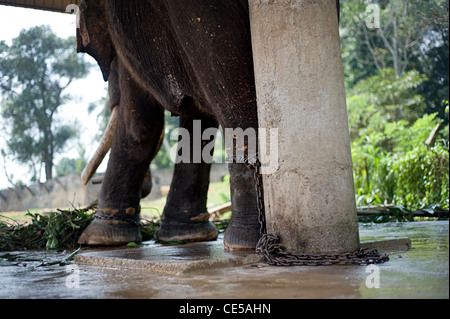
[0,40,9,92]
[340,1,381,86]
[351,68,428,126]
[340,0,449,119]
[0,26,89,182]
[342,0,448,77]
[55,143,88,177]
[418,27,449,119]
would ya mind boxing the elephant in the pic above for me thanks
[76,0,342,250]
[76,0,262,250]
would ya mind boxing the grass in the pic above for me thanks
[140,178,231,219]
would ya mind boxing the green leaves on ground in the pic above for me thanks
[0,207,163,251]
[0,206,95,251]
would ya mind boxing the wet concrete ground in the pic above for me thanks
[0,221,448,299]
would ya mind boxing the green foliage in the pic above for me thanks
[0,206,165,251]
[391,113,443,153]
[0,206,95,251]
[55,143,88,177]
[384,145,449,209]
[351,68,428,124]
[39,208,94,250]
[152,139,175,170]
[351,111,449,209]
[139,217,161,242]
[340,1,379,86]
[340,0,449,118]
[151,111,179,170]
[347,66,449,210]
[55,157,86,177]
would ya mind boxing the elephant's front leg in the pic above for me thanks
[78,66,164,246]
[156,115,219,243]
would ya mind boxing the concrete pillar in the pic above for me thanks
[249,0,360,254]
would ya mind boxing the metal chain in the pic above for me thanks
[94,208,142,227]
[242,155,389,266]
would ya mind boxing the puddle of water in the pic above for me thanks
[0,221,448,299]
[358,221,449,298]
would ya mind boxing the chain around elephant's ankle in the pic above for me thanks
[95,206,141,226]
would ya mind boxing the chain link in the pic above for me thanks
[242,155,389,266]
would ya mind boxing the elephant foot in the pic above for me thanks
[155,210,218,243]
[156,221,218,243]
[78,211,142,246]
[224,210,262,251]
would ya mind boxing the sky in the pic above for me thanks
[0,5,109,189]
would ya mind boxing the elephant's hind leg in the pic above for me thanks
[155,115,219,243]
[223,162,262,251]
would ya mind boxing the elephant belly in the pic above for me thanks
[105,0,256,121]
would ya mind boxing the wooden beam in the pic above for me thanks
[209,202,232,218]
[425,122,443,149]
[0,0,80,13]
